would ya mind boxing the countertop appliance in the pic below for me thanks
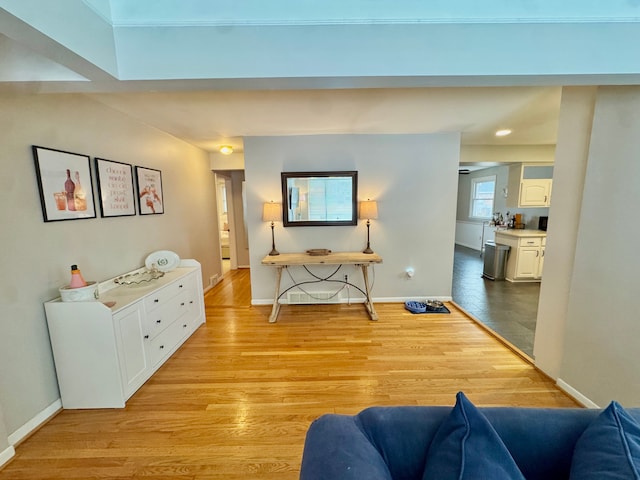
[538,216,548,231]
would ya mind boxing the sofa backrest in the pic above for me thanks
[354,406,640,480]
[300,405,640,480]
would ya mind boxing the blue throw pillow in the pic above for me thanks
[570,401,640,479]
[422,392,525,480]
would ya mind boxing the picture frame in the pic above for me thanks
[135,166,164,215]
[32,145,97,222]
[95,158,136,217]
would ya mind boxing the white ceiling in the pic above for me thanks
[5,1,640,154]
[87,87,562,153]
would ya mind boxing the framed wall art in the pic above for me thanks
[32,145,97,222]
[135,166,164,215]
[95,158,136,217]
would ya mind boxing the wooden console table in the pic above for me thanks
[261,251,383,323]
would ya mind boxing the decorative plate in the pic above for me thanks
[145,250,180,272]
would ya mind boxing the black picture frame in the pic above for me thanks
[32,145,97,222]
[95,158,136,217]
[281,171,358,227]
[135,166,164,215]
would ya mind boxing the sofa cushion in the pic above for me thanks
[570,401,640,479]
[422,392,525,480]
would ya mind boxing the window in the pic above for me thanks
[470,175,496,219]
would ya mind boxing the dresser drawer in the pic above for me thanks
[144,274,197,313]
[145,289,191,338]
[149,318,186,367]
[518,237,542,247]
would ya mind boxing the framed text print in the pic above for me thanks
[95,158,136,217]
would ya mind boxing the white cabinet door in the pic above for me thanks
[536,247,545,278]
[519,179,552,207]
[114,302,150,398]
[516,247,540,278]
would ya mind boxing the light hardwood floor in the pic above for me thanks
[2,268,578,479]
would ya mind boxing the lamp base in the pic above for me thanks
[268,248,280,256]
[362,246,374,254]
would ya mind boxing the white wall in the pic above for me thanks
[244,134,460,303]
[0,403,12,466]
[460,145,555,165]
[556,86,640,407]
[0,93,220,446]
[534,87,596,379]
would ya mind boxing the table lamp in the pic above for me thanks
[262,201,282,256]
[359,200,378,254]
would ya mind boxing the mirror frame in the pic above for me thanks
[281,171,358,227]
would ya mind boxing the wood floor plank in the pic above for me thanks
[1,269,578,479]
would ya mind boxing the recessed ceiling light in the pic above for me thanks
[495,129,512,137]
[219,145,233,155]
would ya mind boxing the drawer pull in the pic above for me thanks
[180,302,185,306]
[179,284,184,288]
[159,345,164,350]
[144,335,149,339]
[153,299,159,303]
[156,319,162,324]
[183,324,187,328]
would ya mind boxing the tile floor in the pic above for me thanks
[452,244,540,357]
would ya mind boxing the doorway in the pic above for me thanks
[453,164,548,358]
[215,170,249,278]
[216,174,234,275]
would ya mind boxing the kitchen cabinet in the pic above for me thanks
[507,164,553,208]
[44,260,205,409]
[494,231,546,282]
[519,179,552,207]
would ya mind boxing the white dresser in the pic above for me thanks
[44,259,205,409]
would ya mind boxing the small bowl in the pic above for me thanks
[59,281,99,302]
[425,300,444,311]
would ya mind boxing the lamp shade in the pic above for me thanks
[262,202,282,222]
[359,200,378,220]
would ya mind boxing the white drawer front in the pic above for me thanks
[145,289,191,338]
[149,318,186,366]
[519,237,541,247]
[144,274,197,313]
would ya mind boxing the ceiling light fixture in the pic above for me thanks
[495,129,512,137]
[219,145,233,155]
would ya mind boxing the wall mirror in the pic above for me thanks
[281,171,358,227]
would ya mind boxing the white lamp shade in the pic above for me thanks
[359,200,378,220]
[262,202,282,222]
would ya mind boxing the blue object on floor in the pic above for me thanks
[405,301,427,313]
[405,300,450,314]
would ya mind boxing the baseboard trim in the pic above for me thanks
[0,445,15,469]
[8,398,62,447]
[251,297,452,306]
[455,242,481,251]
[556,379,600,409]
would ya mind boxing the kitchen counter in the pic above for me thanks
[494,230,546,282]
[495,229,547,238]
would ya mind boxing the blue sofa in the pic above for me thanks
[300,394,640,480]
